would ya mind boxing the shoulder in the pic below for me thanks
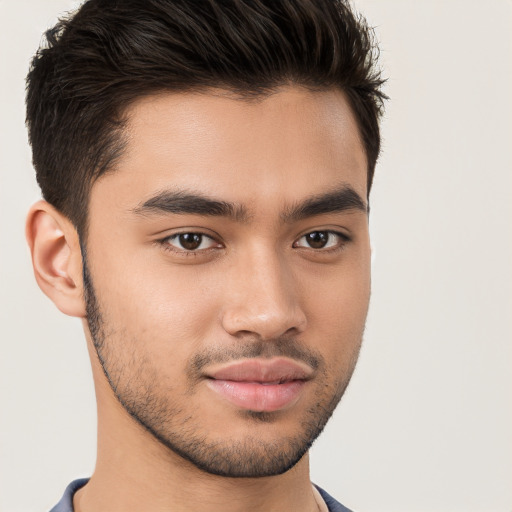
[49,479,89,512]
[314,485,355,512]
[50,479,352,512]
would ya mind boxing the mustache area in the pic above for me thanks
[186,338,323,383]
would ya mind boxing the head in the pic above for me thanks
[26,0,385,478]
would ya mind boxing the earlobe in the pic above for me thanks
[26,200,86,317]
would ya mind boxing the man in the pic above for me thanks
[25,0,385,510]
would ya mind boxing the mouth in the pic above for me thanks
[204,358,313,413]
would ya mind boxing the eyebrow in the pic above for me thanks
[132,189,250,222]
[281,185,368,222]
[131,184,367,223]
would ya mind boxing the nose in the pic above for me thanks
[220,249,307,340]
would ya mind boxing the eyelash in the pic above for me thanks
[159,232,221,257]
[157,230,350,256]
[293,230,350,252]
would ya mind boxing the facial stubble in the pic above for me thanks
[82,252,363,478]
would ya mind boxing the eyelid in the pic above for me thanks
[158,230,223,255]
[293,229,350,250]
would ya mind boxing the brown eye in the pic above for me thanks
[304,231,329,249]
[179,233,203,250]
[294,231,346,250]
[164,232,218,252]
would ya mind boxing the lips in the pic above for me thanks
[204,358,312,412]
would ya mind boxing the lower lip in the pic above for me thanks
[206,379,306,412]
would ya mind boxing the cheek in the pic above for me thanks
[89,247,221,359]
[299,252,371,361]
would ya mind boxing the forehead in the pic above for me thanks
[92,86,368,214]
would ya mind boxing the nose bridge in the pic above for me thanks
[221,243,306,339]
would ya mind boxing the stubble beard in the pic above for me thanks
[82,254,362,478]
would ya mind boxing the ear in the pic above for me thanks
[26,200,86,317]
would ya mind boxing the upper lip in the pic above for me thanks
[205,358,314,383]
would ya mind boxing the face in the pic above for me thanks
[83,86,370,477]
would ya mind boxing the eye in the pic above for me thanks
[163,232,219,252]
[294,231,347,250]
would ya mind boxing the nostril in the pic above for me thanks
[221,307,307,340]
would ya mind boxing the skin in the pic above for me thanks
[27,86,370,512]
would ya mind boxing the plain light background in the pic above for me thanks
[1,1,511,511]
